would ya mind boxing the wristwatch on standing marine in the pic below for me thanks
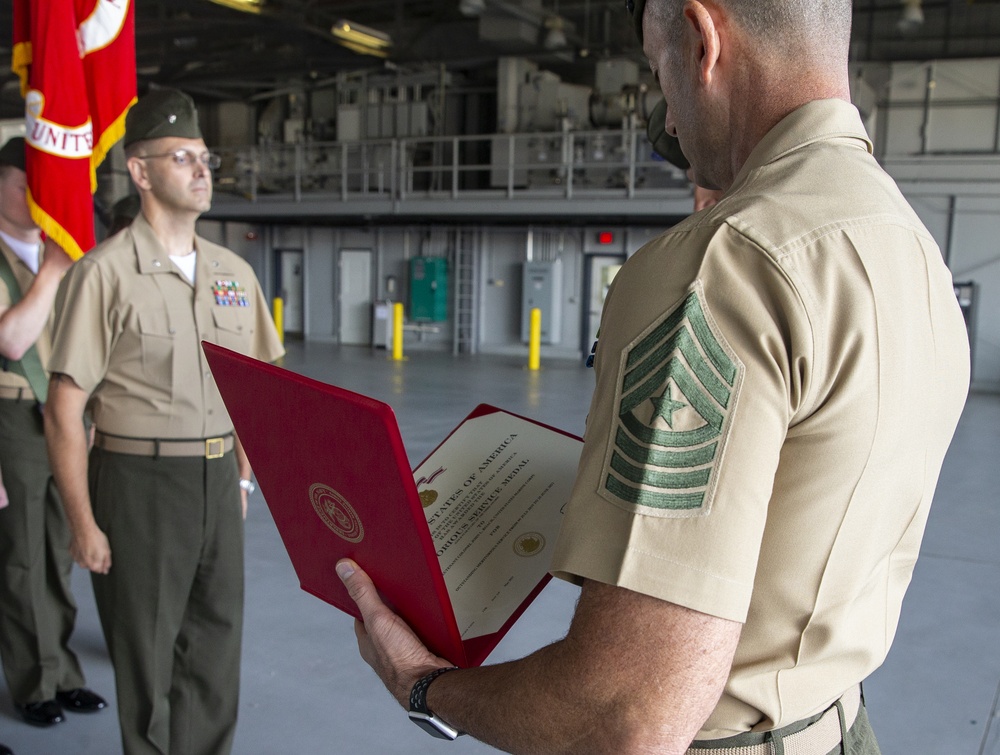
[408,666,462,740]
[239,477,255,494]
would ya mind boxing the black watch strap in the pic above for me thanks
[408,666,462,740]
[409,666,459,714]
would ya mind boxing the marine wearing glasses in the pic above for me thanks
[136,149,222,170]
[45,87,284,755]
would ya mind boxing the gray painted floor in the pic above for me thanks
[2,343,998,754]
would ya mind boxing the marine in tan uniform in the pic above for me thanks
[44,90,284,755]
[332,1,970,754]
[0,138,107,730]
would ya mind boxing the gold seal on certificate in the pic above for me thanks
[419,490,439,507]
[310,483,366,543]
[513,532,545,557]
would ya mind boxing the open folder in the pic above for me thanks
[203,343,583,667]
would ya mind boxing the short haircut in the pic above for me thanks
[647,0,851,65]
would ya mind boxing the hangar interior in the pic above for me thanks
[190,51,1000,392]
[0,2,999,754]
[3,0,999,389]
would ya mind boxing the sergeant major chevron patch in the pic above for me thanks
[600,284,743,515]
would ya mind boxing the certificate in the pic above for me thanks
[415,410,583,639]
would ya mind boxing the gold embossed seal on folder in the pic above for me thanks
[309,483,365,543]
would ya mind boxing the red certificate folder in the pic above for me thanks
[203,342,580,668]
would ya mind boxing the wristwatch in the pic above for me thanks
[239,478,256,495]
[408,667,462,740]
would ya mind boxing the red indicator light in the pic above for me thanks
[598,231,614,245]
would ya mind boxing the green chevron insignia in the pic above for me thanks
[602,287,743,514]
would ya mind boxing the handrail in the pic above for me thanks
[212,128,690,203]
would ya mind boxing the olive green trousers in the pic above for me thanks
[89,446,243,755]
[0,399,85,705]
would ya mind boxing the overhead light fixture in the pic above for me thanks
[331,19,393,58]
[897,0,924,33]
[208,0,264,14]
[543,16,567,50]
[459,0,487,17]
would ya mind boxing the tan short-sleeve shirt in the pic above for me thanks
[49,215,285,438]
[0,240,52,389]
[550,100,971,738]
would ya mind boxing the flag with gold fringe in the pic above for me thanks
[11,0,137,260]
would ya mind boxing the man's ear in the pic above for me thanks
[125,156,151,191]
[683,0,722,86]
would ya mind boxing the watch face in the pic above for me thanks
[409,711,460,740]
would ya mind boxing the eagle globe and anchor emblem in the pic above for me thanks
[309,483,364,543]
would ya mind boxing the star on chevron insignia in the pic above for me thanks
[601,287,744,513]
[649,385,687,428]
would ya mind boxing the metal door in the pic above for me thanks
[583,254,625,354]
[339,249,372,345]
[277,249,304,335]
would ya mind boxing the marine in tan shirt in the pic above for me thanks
[49,213,280,441]
[551,95,970,739]
[45,89,283,755]
[330,2,970,754]
[0,137,106,729]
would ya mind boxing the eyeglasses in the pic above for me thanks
[137,150,222,170]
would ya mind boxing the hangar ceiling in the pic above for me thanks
[2,0,1000,121]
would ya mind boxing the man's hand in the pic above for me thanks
[336,557,741,754]
[0,239,74,360]
[40,238,75,277]
[337,559,452,707]
[71,522,112,574]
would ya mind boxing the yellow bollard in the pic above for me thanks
[392,302,405,361]
[272,297,284,344]
[528,307,541,371]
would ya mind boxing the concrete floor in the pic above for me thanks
[2,342,998,754]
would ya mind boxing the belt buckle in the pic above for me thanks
[205,437,225,459]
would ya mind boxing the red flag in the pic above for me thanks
[12,0,136,260]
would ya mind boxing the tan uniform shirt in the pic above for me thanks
[0,239,52,388]
[49,215,284,438]
[550,100,971,738]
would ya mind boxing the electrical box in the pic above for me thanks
[409,257,448,322]
[521,259,562,344]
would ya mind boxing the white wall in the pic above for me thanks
[899,190,1000,391]
[865,56,1000,391]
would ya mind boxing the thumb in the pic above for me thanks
[337,558,379,617]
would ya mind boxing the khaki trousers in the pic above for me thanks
[89,446,244,755]
[0,399,85,705]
